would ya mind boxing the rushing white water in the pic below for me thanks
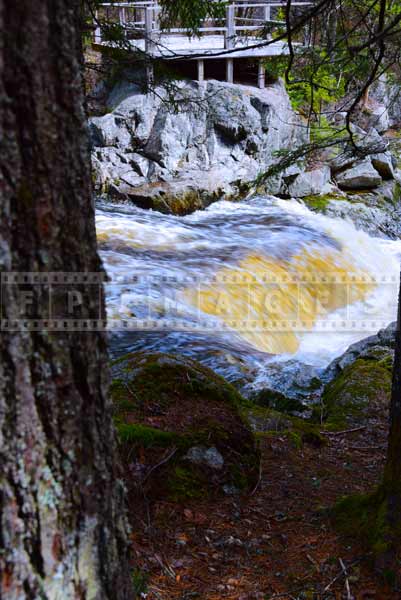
[96,195,401,385]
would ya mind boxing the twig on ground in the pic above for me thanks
[142,447,178,484]
[321,426,366,437]
[339,558,352,600]
[249,458,263,496]
[348,445,385,451]
[324,559,360,592]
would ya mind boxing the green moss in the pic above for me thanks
[111,352,260,500]
[319,359,391,429]
[393,181,401,205]
[247,405,326,448]
[115,422,179,448]
[302,193,343,213]
[168,466,204,501]
[111,351,245,411]
[333,487,396,565]
[252,388,307,415]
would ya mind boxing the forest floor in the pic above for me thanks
[130,406,401,600]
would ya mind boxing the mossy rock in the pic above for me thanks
[251,388,308,416]
[246,405,326,449]
[112,352,260,501]
[302,193,344,213]
[319,358,392,429]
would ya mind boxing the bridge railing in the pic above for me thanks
[93,1,314,51]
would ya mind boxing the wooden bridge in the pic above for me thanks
[93,0,313,88]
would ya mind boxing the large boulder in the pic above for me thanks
[111,352,260,501]
[320,356,392,429]
[329,126,388,175]
[370,151,395,179]
[285,166,332,197]
[335,158,383,190]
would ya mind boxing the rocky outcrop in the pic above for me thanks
[300,178,401,238]
[90,79,307,212]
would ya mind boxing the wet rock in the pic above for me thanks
[317,184,401,239]
[323,322,396,383]
[335,158,383,190]
[246,359,323,405]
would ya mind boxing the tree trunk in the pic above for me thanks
[0,1,132,598]
[381,278,401,570]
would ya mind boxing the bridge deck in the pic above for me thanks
[101,35,292,59]
[93,1,312,86]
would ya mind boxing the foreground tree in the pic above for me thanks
[0,1,132,597]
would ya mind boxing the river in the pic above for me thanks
[96,195,401,391]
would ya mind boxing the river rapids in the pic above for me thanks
[97,196,401,390]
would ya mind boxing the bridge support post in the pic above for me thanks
[226,58,234,84]
[197,59,205,85]
[145,7,155,54]
[258,60,266,89]
[225,4,235,84]
[94,10,102,44]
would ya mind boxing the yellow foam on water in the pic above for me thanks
[97,228,141,247]
[184,248,374,354]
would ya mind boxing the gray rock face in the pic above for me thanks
[90,79,307,208]
[335,158,383,190]
[323,322,396,382]
[185,446,225,470]
[369,76,401,129]
[285,166,332,198]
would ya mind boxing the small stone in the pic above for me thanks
[185,445,224,470]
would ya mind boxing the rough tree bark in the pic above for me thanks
[381,281,401,571]
[0,1,132,598]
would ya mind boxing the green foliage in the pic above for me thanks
[158,0,227,34]
[132,569,148,597]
